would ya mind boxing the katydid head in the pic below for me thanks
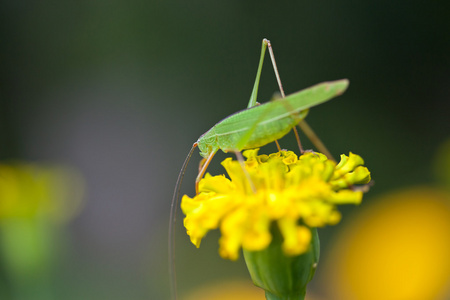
[197,127,218,158]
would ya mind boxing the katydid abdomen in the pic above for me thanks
[204,108,305,154]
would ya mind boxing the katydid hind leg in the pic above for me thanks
[237,39,284,152]
[247,39,269,109]
[298,120,336,162]
[267,40,334,160]
[266,39,286,98]
[169,143,197,300]
[267,39,307,154]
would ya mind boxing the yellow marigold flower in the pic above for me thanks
[181,149,370,260]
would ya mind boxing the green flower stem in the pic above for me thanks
[264,291,305,300]
[243,225,320,300]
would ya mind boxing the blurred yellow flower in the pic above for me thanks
[0,162,85,296]
[0,163,84,223]
[181,150,370,260]
[322,187,450,300]
[183,279,264,300]
[183,279,324,300]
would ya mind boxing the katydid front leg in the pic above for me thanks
[195,148,217,194]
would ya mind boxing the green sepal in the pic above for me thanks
[243,225,319,300]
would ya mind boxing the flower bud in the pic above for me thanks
[243,225,319,300]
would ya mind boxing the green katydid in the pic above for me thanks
[169,38,349,299]
[194,40,347,192]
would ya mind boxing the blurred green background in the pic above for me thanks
[1,1,449,299]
